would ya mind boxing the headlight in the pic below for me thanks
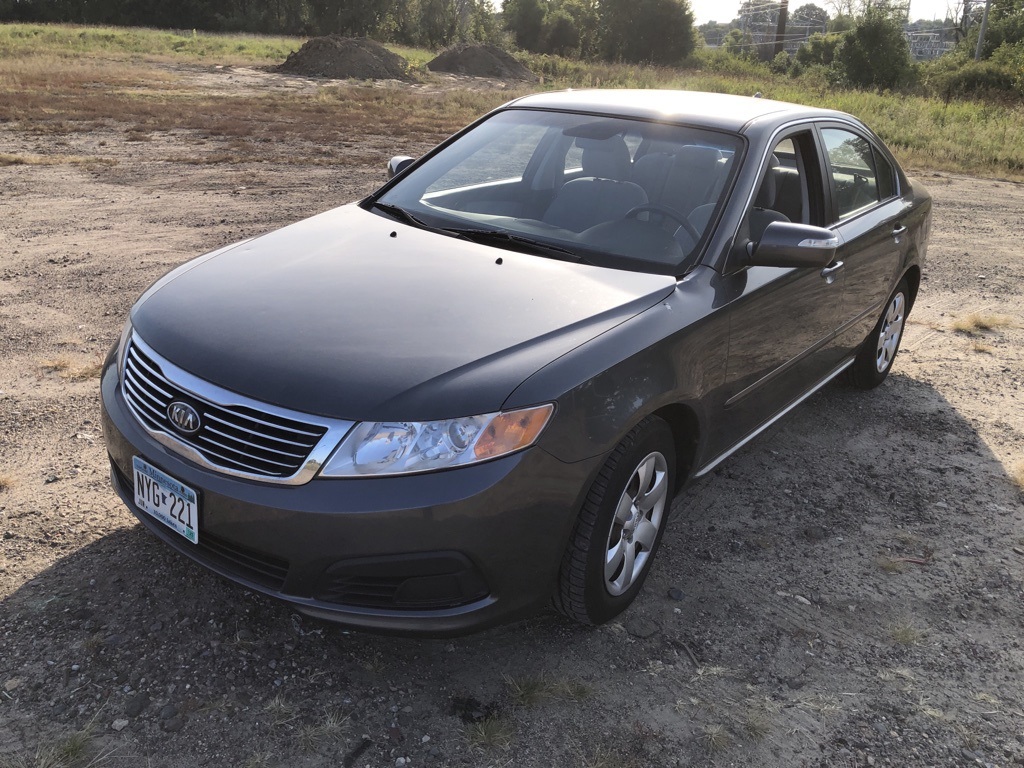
[319,404,554,478]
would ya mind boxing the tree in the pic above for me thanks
[601,0,695,64]
[795,30,842,64]
[542,9,580,55]
[503,0,546,50]
[791,3,829,35]
[834,5,912,88]
[722,27,755,56]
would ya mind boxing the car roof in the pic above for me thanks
[506,89,851,134]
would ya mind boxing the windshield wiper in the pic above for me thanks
[370,202,460,238]
[443,228,586,263]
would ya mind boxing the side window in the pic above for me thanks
[740,132,815,248]
[873,146,896,200]
[821,128,880,220]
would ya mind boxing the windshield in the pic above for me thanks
[373,109,743,275]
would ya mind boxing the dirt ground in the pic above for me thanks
[1,65,1023,768]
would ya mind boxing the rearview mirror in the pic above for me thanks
[747,221,841,269]
[386,155,415,180]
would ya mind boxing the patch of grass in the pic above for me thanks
[876,555,906,573]
[951,312,1015,335]
[64,361,104,382]
[971,341,995,354]
[0,23,304,66]
[0,727,110,768]
[889,620,926,646]
[0,474,13,492]
[689,664,729,683]
[700,723,730,754]
[40,358,71,374]
[263,695,298,727]
[743,710,772,739]
[39,358,104,381]
[0,153,116,168]
[918,695,947,720]
[464,716,514,750]
[1009,460,1024,491]
[243,753,276,768]
[296,710,348,752]
[503,674,590,706]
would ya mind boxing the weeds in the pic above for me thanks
[296,709,348,752]
[889,620,926,646]
[701,723,730,754]
[0,474,13,492]
[0,726,111,768]
[951,312,1015,335]
[465,716,514,749]
[1009,460,1024,491]
[503,674,590,706]
[263,695,298,727]
[876,555,906,573]
[39,358,104,382]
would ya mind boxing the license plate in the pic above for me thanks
[132,456,199,544]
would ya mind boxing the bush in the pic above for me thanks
[834,7,912,90]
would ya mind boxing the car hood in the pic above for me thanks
[132,204,675,421]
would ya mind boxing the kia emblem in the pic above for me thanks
[167,401,201,435]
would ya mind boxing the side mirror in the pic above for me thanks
[386,155,415,180]
[747,221,841,269]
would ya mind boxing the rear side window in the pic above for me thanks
[873,146,896,200]
[821,128,881,220]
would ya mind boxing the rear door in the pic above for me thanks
[816,124,912,357]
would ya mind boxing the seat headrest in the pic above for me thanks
[578,135,631,181]
[755,153,780,208]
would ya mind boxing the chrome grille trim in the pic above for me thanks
[120,332,355,486]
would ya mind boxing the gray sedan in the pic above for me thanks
[100,90,931,635]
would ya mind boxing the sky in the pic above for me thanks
[690,0,957,24]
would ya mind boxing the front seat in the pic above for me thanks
[746,154,790,245]
[544,135,647,233]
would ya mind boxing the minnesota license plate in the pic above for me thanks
[132,456,199,544]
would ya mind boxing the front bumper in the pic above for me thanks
[100,360,602,636]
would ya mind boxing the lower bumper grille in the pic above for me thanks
[113,460,289,591]
[314,553,488,610]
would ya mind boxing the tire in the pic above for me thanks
[554,416,676,625]
[848,277,910,390]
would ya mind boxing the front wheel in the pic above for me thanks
[554,416,676,625]
[848,277,910,389]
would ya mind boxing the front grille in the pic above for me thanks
[122,340,327,479]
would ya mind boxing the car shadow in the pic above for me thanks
[2,372,1022,766]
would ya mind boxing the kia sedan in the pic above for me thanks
[100,90,931,635]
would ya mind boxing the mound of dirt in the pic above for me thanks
[426,43,536,80]
[276,35,412,81]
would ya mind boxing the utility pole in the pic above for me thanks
[974,0,992,60]
[774,0,789,56]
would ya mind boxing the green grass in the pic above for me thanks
[1,22,1022,178]
[0,22,303,64]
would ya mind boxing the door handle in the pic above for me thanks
[820,261,844,284]
[892,224,907,242]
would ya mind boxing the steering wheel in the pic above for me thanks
[625,204,701,242]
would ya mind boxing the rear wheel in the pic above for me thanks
[555,417,675,625]
[848,277,910,389]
